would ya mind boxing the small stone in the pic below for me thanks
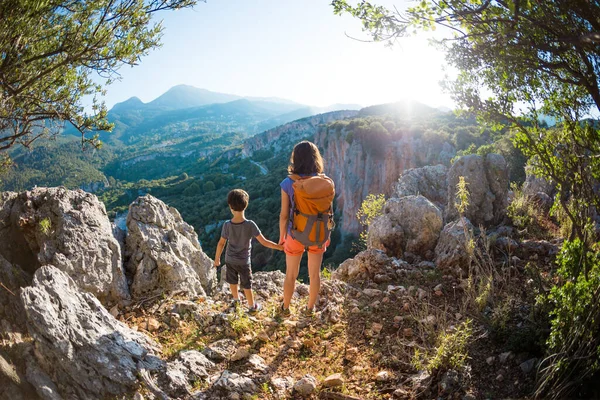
[520,358,538,374]
[363,288,383,297]
[371,322,383,335]
[231,347,250,362]
[147,317,160,332]
[403,302,410,311]
[393,387,409,398]
[496,374,504,382]
[417,288,427,300]
[109,305,119,318]
[393,316,402,324]
[293,374,317,396]
[382,296,390,303]
[434,284,443,291]
[435,290,443,296]
[499,351,513,364]
[283,320,298,329]
[376,370,391,382]
[351,307,360,314]
[257,330,270,342]
[486,356,495,366]
[346,347,358,357]
[403,328,413,337]
[133,392,145,400]
[322,373,344,388]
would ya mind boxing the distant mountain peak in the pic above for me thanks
[111,96,145,112]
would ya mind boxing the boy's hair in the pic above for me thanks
[287,141,324,175]
[227,189,249,211]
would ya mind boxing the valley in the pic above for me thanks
[0,85,522,279]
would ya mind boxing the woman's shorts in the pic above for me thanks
[283,235,329,256]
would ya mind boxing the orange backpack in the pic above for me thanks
[289,174,335,248]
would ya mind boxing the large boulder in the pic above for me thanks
[126,195,216,299]
[0,188,128,304]
[20,266,164,400]
[446,154,509,226]
[368,195,443,259]
[394,165,448,210]
[522,166,556,198]
[435,218,474,275]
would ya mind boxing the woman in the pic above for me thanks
[279,141,334,316]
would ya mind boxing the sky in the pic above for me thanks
[101,0,454,110]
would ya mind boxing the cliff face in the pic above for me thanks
[242,110,358,157]
[315,128,455,234]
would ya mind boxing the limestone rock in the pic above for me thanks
[20,266,163,400]
[0,188,128,304]
[0,253,29,329]
[395,164,448,210]
[202,339,237,361]
[446,154,509,226]
[522,167,556,198]
[126,195,216,299]
[435,218,474,275]
[293,374,317,397]
[315,120,455,234]
[331,249,393,282]
[368,195,443,258]
[214,370,256,395]
[322,373,344,388]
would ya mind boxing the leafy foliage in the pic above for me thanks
[0,0,197,153]
[412,319,473,373]
[355,193,386,252]
[537,240,600,398]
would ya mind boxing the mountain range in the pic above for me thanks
[101,85,362,146]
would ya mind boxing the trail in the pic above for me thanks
[250,160,268,175]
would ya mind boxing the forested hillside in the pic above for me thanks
[0,96,526,280]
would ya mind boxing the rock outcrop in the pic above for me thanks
[242,110,358,157]
[446,154,509,226]
[21,266,163,400]
[0,187,128,304]
[394,165,448,210]
[522,166,556,198]
[435,218,474,275]
[368,195,443,259]
[316,127,455,234]
[126,195,216,299]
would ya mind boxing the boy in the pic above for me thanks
[214,189,283,314]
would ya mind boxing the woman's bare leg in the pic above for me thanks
[307,252,323,310]
[283,254,302,309]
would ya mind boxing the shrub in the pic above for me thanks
[354,193,386,251]
[412,319,473,373]
[536,239,600,399]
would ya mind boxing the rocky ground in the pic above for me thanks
[0,153,567,399]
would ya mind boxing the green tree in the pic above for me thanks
[0,0,197,152]
[203,180,215,193]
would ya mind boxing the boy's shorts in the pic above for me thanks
[225,263,253,290]
[283,235,330,256]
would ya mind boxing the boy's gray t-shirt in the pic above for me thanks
[221,220,260,265]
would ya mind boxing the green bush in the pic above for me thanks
[536,239,600,398]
